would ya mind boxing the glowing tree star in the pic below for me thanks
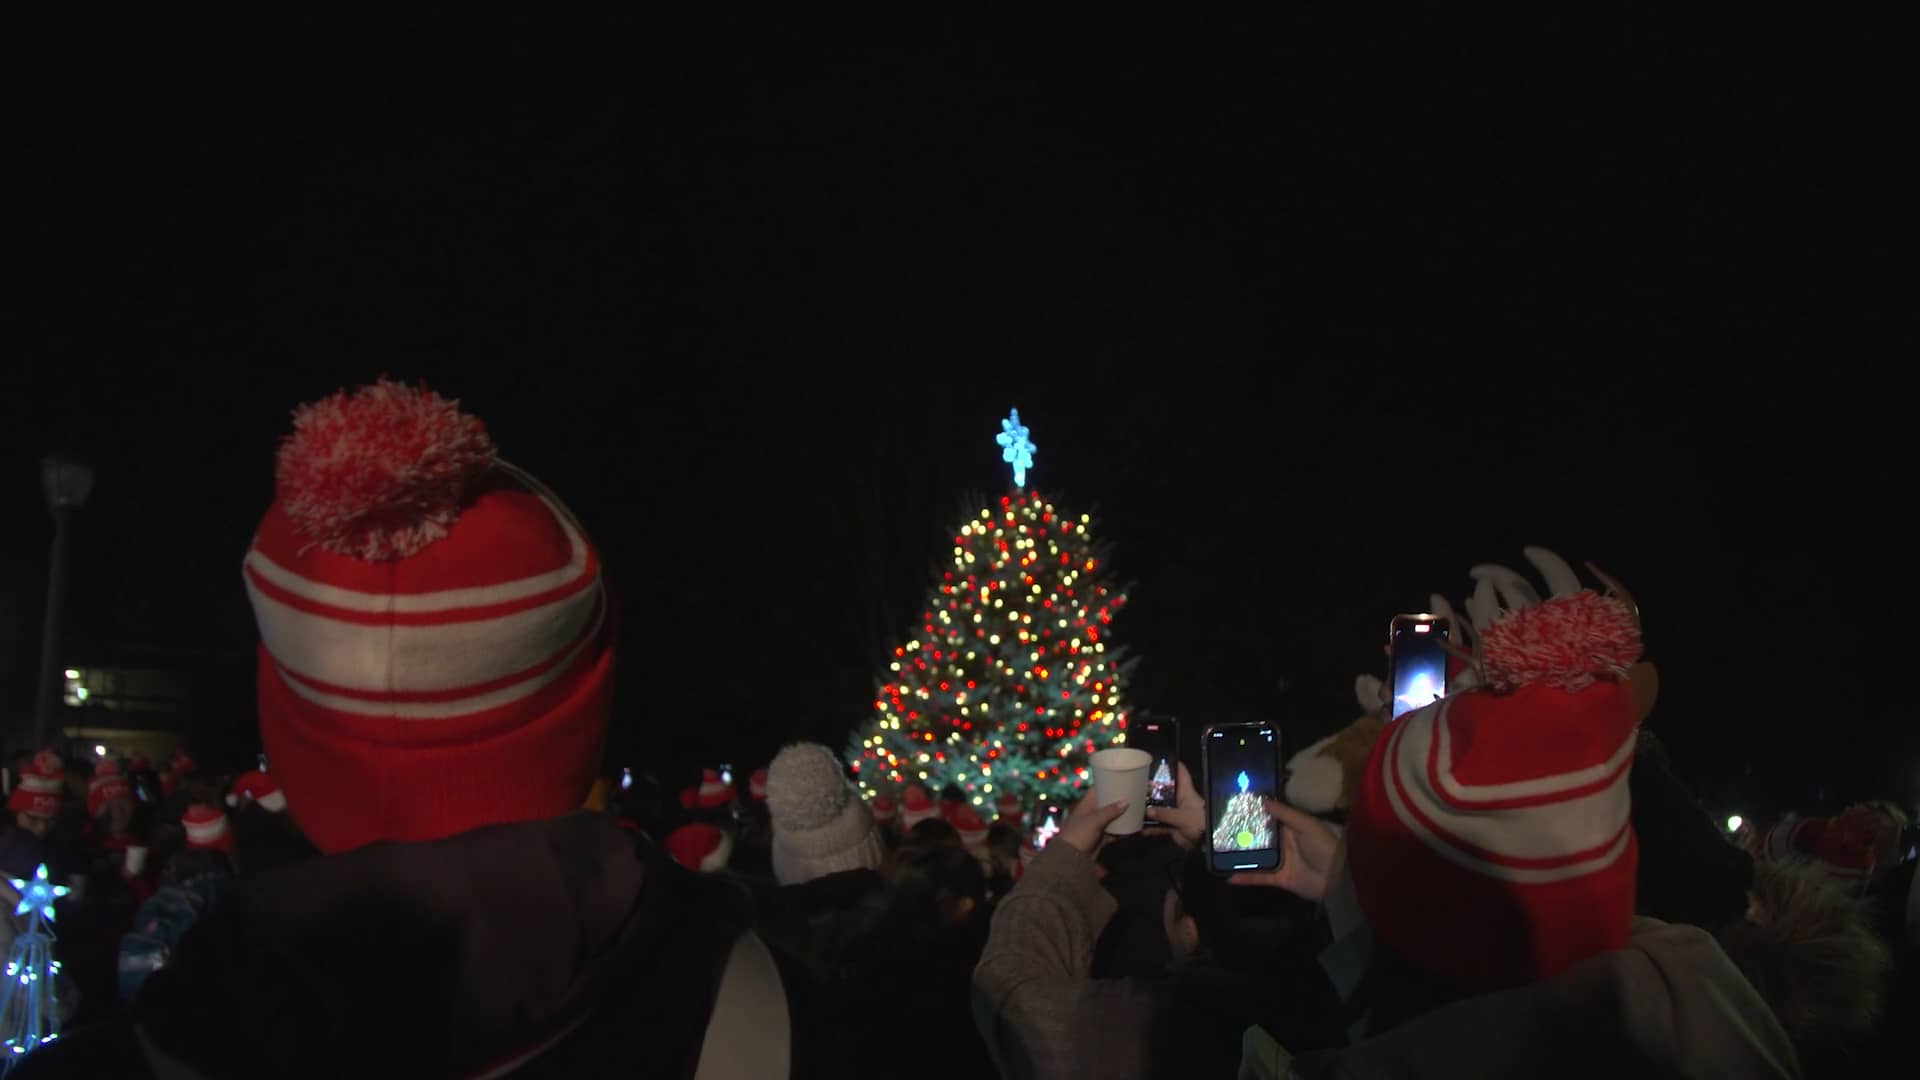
[997,409,1036,489]
[1,865,69,1071]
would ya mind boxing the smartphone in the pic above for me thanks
[1031,803,1067,851]
[257,752,270,773]
[1387,614,1451,720]
[1132,718,1181,809]
[719,763,735,788]
[620,767,634,792]
[1204,723,1281,873]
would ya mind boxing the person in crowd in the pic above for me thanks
[753,742,887,971]
[223,771,318,876]
[27,379,792,1078]
[665,822,735,872]
[869,792,899,844]
[730,765,775,879]
[974,764,1344,1080]
[983,821,1022,899]
[1,749,66,880]
[117,845,234,1002]
[1630,728,1893,1066]
[900,784,940,830]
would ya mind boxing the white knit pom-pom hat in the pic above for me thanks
[765,742,884,886]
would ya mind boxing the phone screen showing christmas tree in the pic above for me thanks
[1205,724,1280,873]
[1134,719,1179,809]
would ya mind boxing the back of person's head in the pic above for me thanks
[162,846,233,885]
[894,818,965,863]
[243,379,613,854]
[1718,857,1892,1056]
[764,743,884,885]
[884,835,987,927]
[1343,549,1651,994]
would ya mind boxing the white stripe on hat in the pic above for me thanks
[19,775,62,794]
[185,814,230,846]
[1383,699,1634,883]
[248,567,603,695]
[243,490,592,614]
[274,598,607,720]
[1430,704,1638,807]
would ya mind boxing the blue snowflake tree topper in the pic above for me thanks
[996,409,1036,489]
[1237,771,1250,794]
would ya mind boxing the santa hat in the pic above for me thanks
[952,805,989,850]
[664,823,733,873]
[226,770,288,813]
[900,785,939,830]
[1755,806,1904,888]
[870,794,898,829]
[8,750,65,817]
[995,793,1023,825]
[1346,548,1643,991]
[694,769,732,810]
[88,759,134,819]
[182,803,235,853]
[242,379,613,854]
[169,747,197,777]
[748,767,769,802]
[127,754,151,775]
[765,743,885,885]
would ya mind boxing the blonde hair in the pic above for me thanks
[1719,858,1893,1052]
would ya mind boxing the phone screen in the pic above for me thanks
[1389,617,1450,720]
[620,767,634,792]
[1132,719,1180,808]
[1031,803,1066,850]
[1206,725,1280,872]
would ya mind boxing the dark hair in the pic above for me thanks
[895,818,964,860]
[162,847,233,885]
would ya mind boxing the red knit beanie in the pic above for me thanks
[244,379,613,854]
[1346,550,1643,991]
[9,750,64,817]
[88,759,133,819]
[183,803,235,853]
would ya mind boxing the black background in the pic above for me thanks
[3,11,1912,817]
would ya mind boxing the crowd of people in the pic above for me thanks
[4,379,1916,1078]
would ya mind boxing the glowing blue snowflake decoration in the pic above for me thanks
[996,409,1036,489]
[7,866,67,923]
[1236,771,1250,794]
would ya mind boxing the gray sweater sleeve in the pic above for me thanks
[973,843,1160,1080]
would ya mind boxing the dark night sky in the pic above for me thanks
[3,13,1912,814]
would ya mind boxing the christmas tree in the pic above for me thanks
[848,410,1136,809]
[0,865,69,1073]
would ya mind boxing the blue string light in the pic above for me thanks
[0,865,68,1072]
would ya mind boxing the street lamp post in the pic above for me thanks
[34,456,94,750]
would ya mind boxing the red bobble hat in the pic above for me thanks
[748,768,769,802]
[88,759,134,819]
[664,823,733,873]
[243,379,613,854]
[226,770,288,814]
[995,793,1022,824]
[900,785,939,830]
[870,795,898,827]
[1346,549,1644,992]
[694,769,732,810]
[183,803,235,853]
[952,805,989,850]
[10,750,65,817]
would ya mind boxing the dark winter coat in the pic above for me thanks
[13,812,791,1079]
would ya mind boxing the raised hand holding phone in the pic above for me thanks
[1143,761,1206,850]
[1230,797,1340,901]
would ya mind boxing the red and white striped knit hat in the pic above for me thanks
[952,805,989,850]
[183,804,235,853]
[664,823,733,873]
[1346,548,1644,991]
[694,769,732,810]
[748,767,769,802]
[88,759,134,818]
[243,379,613,854]
[900,786,939,830]
[226,770,288,814]
[9,750,64,817]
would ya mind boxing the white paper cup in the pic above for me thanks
[1090,747,1153,834]
[124,846,149,877]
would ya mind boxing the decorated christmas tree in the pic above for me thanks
[0,865,69,1073]
[848,410,1136,810]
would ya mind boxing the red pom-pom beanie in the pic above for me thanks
[244,379,613,854]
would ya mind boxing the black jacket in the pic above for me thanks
[19,812,770,1079]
